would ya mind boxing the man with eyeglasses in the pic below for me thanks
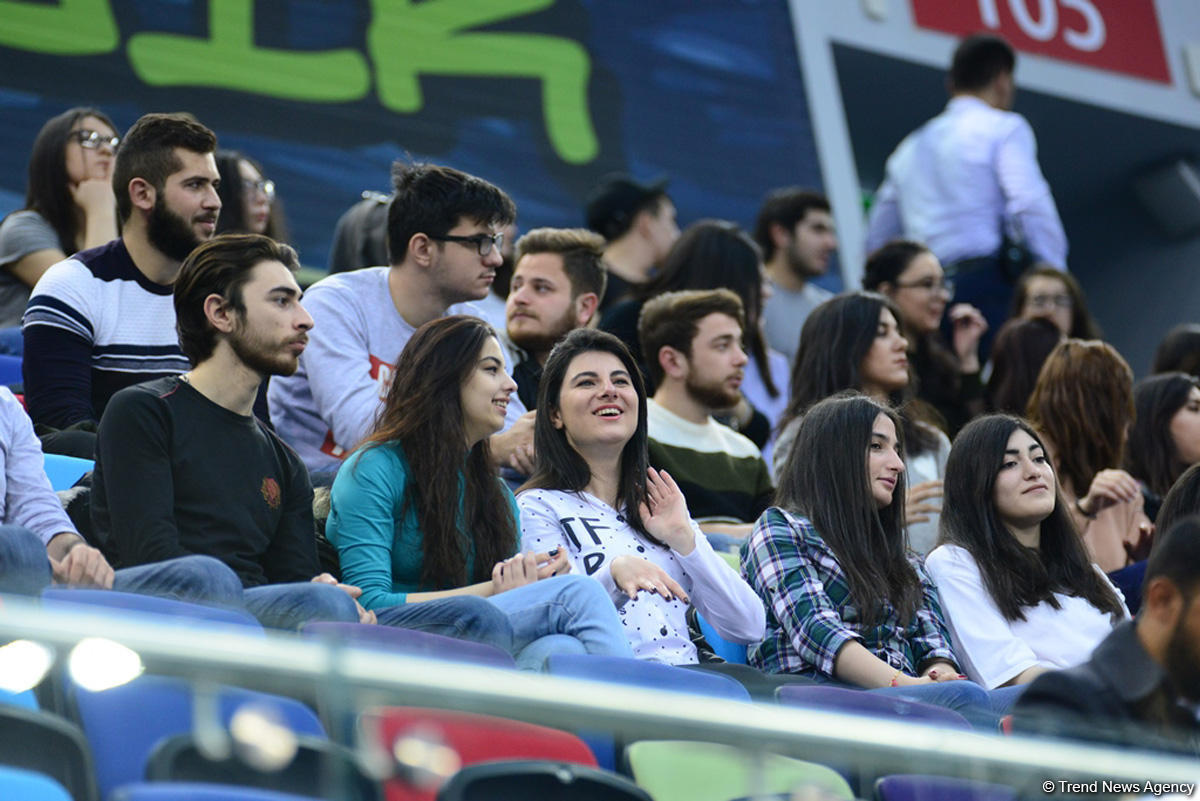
[864,34,1067,354]
[23,112,221,454]
[269,162,534,478]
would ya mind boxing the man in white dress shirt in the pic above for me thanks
[865,34,1067,352]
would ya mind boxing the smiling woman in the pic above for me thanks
[927,415,1127,690]
[325,315,633,670]
[517,327,767,667]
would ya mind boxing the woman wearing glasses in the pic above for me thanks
[215,151,289,241]
[1009,265,1100,340]
[0,107,120,334]
[863,239,987,437]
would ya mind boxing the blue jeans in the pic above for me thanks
[375,595,514,654]
[0,524,242,605]
[872,681,1025,731]
[243,582,360,630]
[486,574,634,670]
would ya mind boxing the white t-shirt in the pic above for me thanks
[517,488,765,665]
[925,543,1127,689]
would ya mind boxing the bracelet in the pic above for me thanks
[1074,498,1096,519]
[889,669,902,688]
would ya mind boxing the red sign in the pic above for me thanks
[911,0,1170,84]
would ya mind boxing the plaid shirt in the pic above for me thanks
[741,506,958,679]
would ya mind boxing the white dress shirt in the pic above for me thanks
[866,96,1067,269]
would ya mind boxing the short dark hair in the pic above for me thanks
[638,289,744,387]
[174,233,299,365]
[584,174,670,241]
[514,227,607,299]
[386,162,515,265]
[753,187,830,262]
[113,112,217,222]
[950,34,1016,94]
[1144,515,1200,598]
[23,107,119,254]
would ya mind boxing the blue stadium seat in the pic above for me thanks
[0,765,73,801]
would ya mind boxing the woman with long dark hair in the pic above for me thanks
[863,240,987,436]
[1026,340,1151,572]
[928,415,1127,689]
[1156,462,1200,537]
[744,394,1020,726]
[985,316,1062,415]
[601,219,788,452]
[1152,324,1200,377]
[0,107,119,329]
[772,292,948,553]
[214,150,289,241]
[518,328,765,665]
[1009,265,1100,340]
[326,315,632,669]
[1125,373,1200,511]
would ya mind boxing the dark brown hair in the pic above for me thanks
[1125,373,1200,498]
[359,315,517,589]
[20,106,119,254]
[113,112,217,222]
[1009,265,1101,340]
[637,288,744,388]
[986,316,1062,415]
[174,233,298,365]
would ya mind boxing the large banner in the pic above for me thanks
[0,0,824,270]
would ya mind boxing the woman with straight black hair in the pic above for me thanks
[1152,324,1200,377]
[985,316,1062,415]
[927,415,1127,689]
[863,240,987,436]
[744,394,1021,726]
[214,150,289,241]
[0,107,120,331]
[600,219,788,452]
[517,328,766,667]
[772,292,948,553]
[1125,373,1200,512]
[327,315,633,670]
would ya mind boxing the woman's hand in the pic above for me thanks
[490,552,543,595]
[1079,469,1142,516]
[638,468,695,554]
[610,554,688,603]
[906,479,943,525]
[535,548,571,580]
[948,303,987,373]
[70,177,116,219]
[921,661,965,682]
[311,573,376,625]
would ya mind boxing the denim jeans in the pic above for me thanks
[375,595,514,654]
[243,582,360,630]
[486,574,634,670]
[0,524,242,606]
[871,680,1025,731]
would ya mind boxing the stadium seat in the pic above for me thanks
[774,685,972,729]
[301,621,515,669]
[0,765,73,801]
[364,707,596,801]
[40,455,94,492]
[435,760,651,801]
[0,704,97,801]
[624,740,853,801]
[875,774,1018,801]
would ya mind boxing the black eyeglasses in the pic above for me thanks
[894,276,954,296]
[429,232,503,257]
[70,129,120,151]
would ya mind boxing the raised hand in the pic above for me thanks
[638,468,695,554]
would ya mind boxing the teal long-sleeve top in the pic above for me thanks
[325,443,520,610]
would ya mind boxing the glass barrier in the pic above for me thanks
[1,595,1196,801]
